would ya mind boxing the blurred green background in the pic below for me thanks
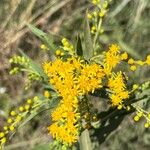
[0,0,150,149]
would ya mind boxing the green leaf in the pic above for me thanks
[27,24,57,54]
[18,111,38,128]
[19,49,48,82]
[79,129,92,150]
[118,40,141,59]
[18,97,59,129]
[83,14,93,60]
[32,144,50,150]
[76,35,83,56]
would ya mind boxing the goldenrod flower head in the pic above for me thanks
[55,49,61,56]
[0,137,6,144]
[99,11,105,17]
[121,52,128,60]
[25,104,30,110]
[130,65,137,71]
[108,72,129,106]
[7,118,13,124]
[91,26,97,34]
[87,13,92,19]
[43,57,105,144]
[19,106,24,112]
[10,111,16,116]
[128,58,134,65]
[40,44,49,50]
[27,99,32,104]
[134,115,140,122]
[44,90,51,98]
[136,60,145,66]
[117,105,123,110]
[144,122,149,128]
[0,132,5,138]
[3,126,8,131]
[61,38,74,53]
[16,115,22,122]
[9,126,15,131]
[104,44,121,75]
[146,55,150,65]
[132,84,139,90]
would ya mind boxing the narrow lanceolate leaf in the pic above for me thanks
[76,35,83,56]
[83,13,93,60]
[27,24,57,54]
[19,97,59,129]
[79,129,92,150]
[18,49,48,82]
[118,40,141,59]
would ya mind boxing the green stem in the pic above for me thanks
[93,18,102,51]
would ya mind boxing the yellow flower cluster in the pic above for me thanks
[61,38,74,54]
[104,44,128,75]
[43,57,105,145]
[133,104,150,128]
[9,56,29,75]
[88,0,109,34]
[40,44,49,51]
[0,97,38,147]
[128,55,150,71]
[108,72,129,106]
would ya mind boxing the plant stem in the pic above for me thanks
[93,18,102,51]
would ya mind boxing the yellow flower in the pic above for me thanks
[121,52,128,60]
[128,58,134,65]
[19,106,24,112]
[55,49,61,56]
[130,65,137,71]
[43,57,105,145]
[44,90,51,98]
[40,44,49,50]
[117,105,123,110]
[91,26,97,33]
[10,111,16,116]
[16,115,22,122]
[87,13,92,19]
[136,60,145,66]
[108,72,129,106]
[132,84,139,90]
[25,104,30,110]
[103,44,121,75]
[9,126,15,131]
[3,126,8,131]
[134,115,140,122]
[146,55,150,65]
[27,99,32,104]
[7,118,13,124]
[0,137,6,144]
[0,132,5,138]
[144,123,149,128]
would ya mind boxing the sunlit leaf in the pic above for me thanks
[83,14,93,60]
